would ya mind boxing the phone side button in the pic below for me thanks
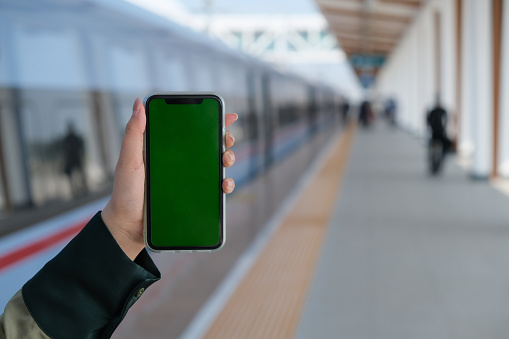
[178,250,193,253]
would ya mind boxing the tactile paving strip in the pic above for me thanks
[203,124,356,339]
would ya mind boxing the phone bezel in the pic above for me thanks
[143,92,226,252]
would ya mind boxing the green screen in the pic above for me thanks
[148,97,222,249]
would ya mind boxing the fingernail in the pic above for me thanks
[228,152,235,163]
[234,114,239,121]
[228,133,235,144]
[227,180,233,188]
[133,98,141,116]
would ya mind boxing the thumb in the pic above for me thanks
[117,98,146,172]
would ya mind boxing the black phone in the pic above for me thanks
[143,92,225,252]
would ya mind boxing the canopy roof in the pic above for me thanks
[315,0,424,86]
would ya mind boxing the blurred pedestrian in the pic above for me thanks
[427,96,450,150]
[384,98,397,127]
[63,122,87,196]
[359,100,372,128]
[427,95,451,174]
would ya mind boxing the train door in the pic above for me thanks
[55,95,107,193]
[10,23,97,207]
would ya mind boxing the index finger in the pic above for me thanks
[225,113,238,128]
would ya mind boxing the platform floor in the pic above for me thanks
[296,124,509,339]
[193,121,509,339]
[4,121,509,338]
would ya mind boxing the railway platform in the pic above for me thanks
[3,121,509,339]
[182,122,509,339]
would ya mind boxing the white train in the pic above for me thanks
[0,0,341,216]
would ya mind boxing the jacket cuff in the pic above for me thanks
[22,211,160,339]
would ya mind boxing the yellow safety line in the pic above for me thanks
[204,124,356,339]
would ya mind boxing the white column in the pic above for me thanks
[439,0,457,137]
[416,16,427,134]
[416,6,436,136]
[498,0,509,177]
[408,24,420,134]
[459,0,475,158]
[470,0,493,178]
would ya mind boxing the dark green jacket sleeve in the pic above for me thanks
[21,212,160,339]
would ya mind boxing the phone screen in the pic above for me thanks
[145,94,224,251]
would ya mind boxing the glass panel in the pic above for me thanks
[22,92,106,205]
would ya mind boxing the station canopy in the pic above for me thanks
[314,0,423,87]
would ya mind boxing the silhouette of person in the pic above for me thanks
[63,122,87,196]
[384,98,397,126]
[427,95,450,151]
[359,100,372,127]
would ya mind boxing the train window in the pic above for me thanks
[22,94,106,206]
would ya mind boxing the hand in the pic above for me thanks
[102,98,238,260]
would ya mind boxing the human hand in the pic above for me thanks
[102,98,238,260]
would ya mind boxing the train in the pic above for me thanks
[0,0,343,219]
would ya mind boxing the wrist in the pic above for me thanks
[101,208,145,261]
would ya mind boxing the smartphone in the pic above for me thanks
[143,93,225,252]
